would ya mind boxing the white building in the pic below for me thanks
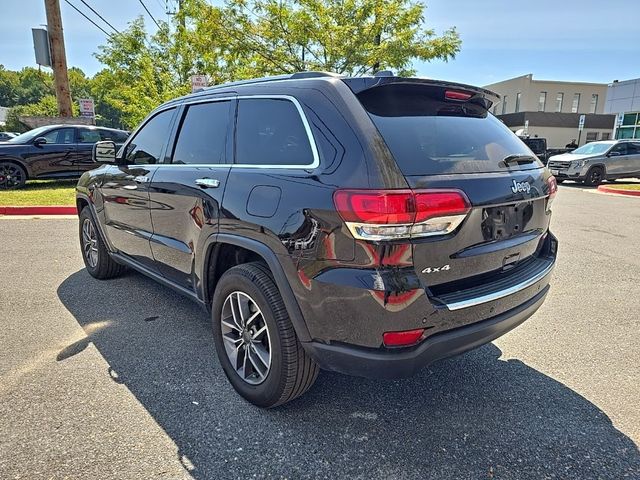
[484,74,615,148]
[605,78,640,140]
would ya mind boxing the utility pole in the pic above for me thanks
[44,0,73,117]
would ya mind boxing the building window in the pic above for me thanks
[600,132,610,140]
[538,92,546,111]
[589,94,598,114]
[585,132,598,142]
[617,127,635,139]
[555,93,564,112]
[502,95,508,115]
[515,93,521,113]
[571,93,580,113]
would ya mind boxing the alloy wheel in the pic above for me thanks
[0,163,25,189]
[220,291,272,385]
[82,218,99,268]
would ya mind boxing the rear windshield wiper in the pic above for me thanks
[501,154,537,166]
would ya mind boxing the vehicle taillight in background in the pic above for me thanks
[547,176,558,207]
[333,189,471,241]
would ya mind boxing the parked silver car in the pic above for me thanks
[547,140,640,186]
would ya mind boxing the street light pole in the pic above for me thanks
[44,0,73,117]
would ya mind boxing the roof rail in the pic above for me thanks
[290,71,342,79]
[202,74,292,92]
[199,71,341,93]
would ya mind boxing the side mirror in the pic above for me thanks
[33,137,47,147]
[93,140,117,163]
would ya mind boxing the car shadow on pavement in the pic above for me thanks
[57,269,640,479]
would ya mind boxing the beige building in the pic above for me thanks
[484,74,615,148]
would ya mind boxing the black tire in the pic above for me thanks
[211,262,319,408]
[79,206,126,279]
[556,178,565,184]
[0,161,27,190]
[584,166,605,186]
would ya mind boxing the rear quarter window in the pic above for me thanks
[358,84,541,176]
[235,98,315,166]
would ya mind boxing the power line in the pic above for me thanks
[77,0,120,34]
[63,0,112,37]
[137,0,161,29]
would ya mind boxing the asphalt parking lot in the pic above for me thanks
[0,185,639,479]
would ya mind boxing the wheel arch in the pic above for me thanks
[76,192,115,253]
[587,163,607,174]
[0,157,31,179]
[202,234,311,342]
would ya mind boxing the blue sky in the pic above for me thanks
[0,0,637,87]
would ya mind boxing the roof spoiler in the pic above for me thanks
[342,76,501,110]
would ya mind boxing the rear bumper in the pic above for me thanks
[302,285,549,379]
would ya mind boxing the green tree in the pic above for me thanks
[15,67,54,105]
[178,0,461,77]
[93,18,190,128]
[92,0,461,126]
[0,65,20,106]
[5,95,80,131]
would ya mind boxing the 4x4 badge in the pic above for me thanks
[422,264,450,274]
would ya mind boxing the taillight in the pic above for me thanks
[445,90,473,101]
[547,176,557,206]
[383,328,425,347]
[333,189,470,241]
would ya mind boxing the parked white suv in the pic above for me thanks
[547,140,640,185]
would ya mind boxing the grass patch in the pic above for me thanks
[0,180,76,206]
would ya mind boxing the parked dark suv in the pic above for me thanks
[76,72,558,407]
[0,124,128,189]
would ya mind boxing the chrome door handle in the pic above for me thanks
[134,175,150,183]
[195,178,220,188]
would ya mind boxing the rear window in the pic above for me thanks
[358,84,542,176]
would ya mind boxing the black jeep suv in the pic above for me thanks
[76,72,558,407]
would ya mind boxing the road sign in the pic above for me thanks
[578,114,586,131]
[78,98,95,118]
[617,112,625,127]
[524,119,529,135]
[191,74,208,92]
[31,28,51,67]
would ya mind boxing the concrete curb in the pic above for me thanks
[597,186,640,197]
[0,205,78,215]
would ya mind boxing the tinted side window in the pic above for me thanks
[172,101,231,164]
[611,143,628,155]
[78,128,101,144]
[627,143,640,155]
[43,128,74,144]
[235,98,314,166]
[125,109,175,165]
[99,129,128,143]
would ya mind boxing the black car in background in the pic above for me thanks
[0,125,129,189]
[0,132,18,141]
[521,137,549,164]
